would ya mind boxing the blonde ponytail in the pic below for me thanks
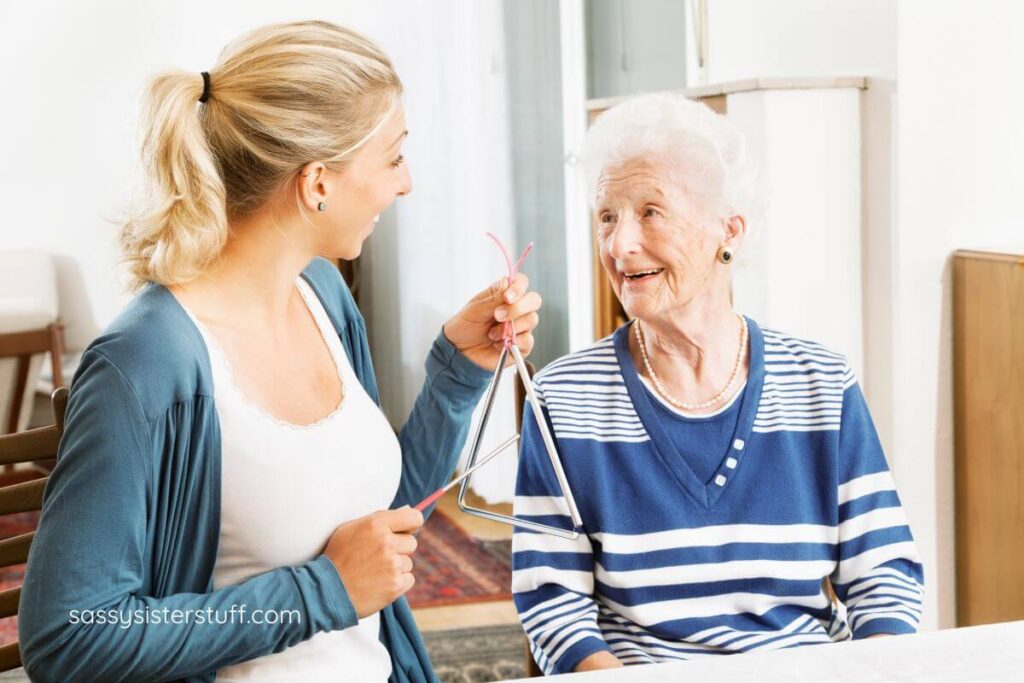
[121,71,227,288]
[121,20,402,288]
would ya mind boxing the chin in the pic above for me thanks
[328,239,364,261]
[619,296,644,321]
[621,294,674,324]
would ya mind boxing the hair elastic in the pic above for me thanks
[198,71,211,104]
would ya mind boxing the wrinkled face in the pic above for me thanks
[595,155,725,322]
[316,100,412,259]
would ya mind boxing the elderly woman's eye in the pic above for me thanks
[642,206,659,218]
[599,212,616,224]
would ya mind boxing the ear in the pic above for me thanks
[724,214,747,246]
[297,161,332,212]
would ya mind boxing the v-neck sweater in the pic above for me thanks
[638,373,744,486]
[511,318,924,675]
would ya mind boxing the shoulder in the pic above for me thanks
[758,324,856,390]
[534,333,619,386]
[79,284,212,421]
[530,328,646,442]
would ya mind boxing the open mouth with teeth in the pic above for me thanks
[622,268,665,283]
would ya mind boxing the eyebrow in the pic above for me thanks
[596,182,668,206]
[387,130,409,152]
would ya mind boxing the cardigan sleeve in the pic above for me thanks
[390,328,491,510]
[829,365,925,638]
[19,350,358,683]
[511,386,611,674]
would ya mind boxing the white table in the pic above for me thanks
[508,620,1024,682]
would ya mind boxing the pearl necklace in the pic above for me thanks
[634,314,748,411]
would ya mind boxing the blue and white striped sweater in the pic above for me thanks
[511,318,924,674]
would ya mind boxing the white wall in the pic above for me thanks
[890,0,1024,629]
[729,88,864,378]
[704,0,897,406]
[706,0,896,83]
[1,1,380,350]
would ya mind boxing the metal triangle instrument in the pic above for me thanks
[457,341,583,540]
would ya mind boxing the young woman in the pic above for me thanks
[19,20,542,683]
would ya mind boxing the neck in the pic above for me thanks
[639,286,737,368]
[171,207,318,326]
[630,286,747,409]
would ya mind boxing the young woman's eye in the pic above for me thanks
[391,154,405,168]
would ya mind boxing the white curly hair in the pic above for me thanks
[579,92,767,242]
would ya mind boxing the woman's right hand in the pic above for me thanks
[323,506,424,618]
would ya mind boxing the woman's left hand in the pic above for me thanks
[442,272,542,370]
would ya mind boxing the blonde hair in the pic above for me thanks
[121,20,402,288]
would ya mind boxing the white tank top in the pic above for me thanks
[182,277,401,682]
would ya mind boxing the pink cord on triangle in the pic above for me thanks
[486,232,534,350]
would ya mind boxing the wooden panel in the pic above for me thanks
[335,258,360,305]
[590,219,628,340]
[697,94,727,115]
[0,323,66,434]
[0,425,60,465]
[0,642,19,672]
[52,386,69,437]
[0,587,19,620]
[0,328,52,357]
[953,249,1024,626]
[0,533,33,568]
[0,477,46,516]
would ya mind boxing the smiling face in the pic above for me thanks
[595,155,732,323]
[303,100,412,259]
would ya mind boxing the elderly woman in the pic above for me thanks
[511,93,923,674]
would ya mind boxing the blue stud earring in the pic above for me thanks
[317,202,327,212]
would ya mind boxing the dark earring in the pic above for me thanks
[717,246,734,264]
[317,202,327,212]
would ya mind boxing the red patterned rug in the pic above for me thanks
[0,511,38,645]
[407,510,512,609]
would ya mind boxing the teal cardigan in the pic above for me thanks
[18,258,492,682]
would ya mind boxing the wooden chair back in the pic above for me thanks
[0,387,68,671]
[0,323,65,435]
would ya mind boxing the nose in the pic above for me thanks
[606,214,642,261]
[396,163,412,197]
